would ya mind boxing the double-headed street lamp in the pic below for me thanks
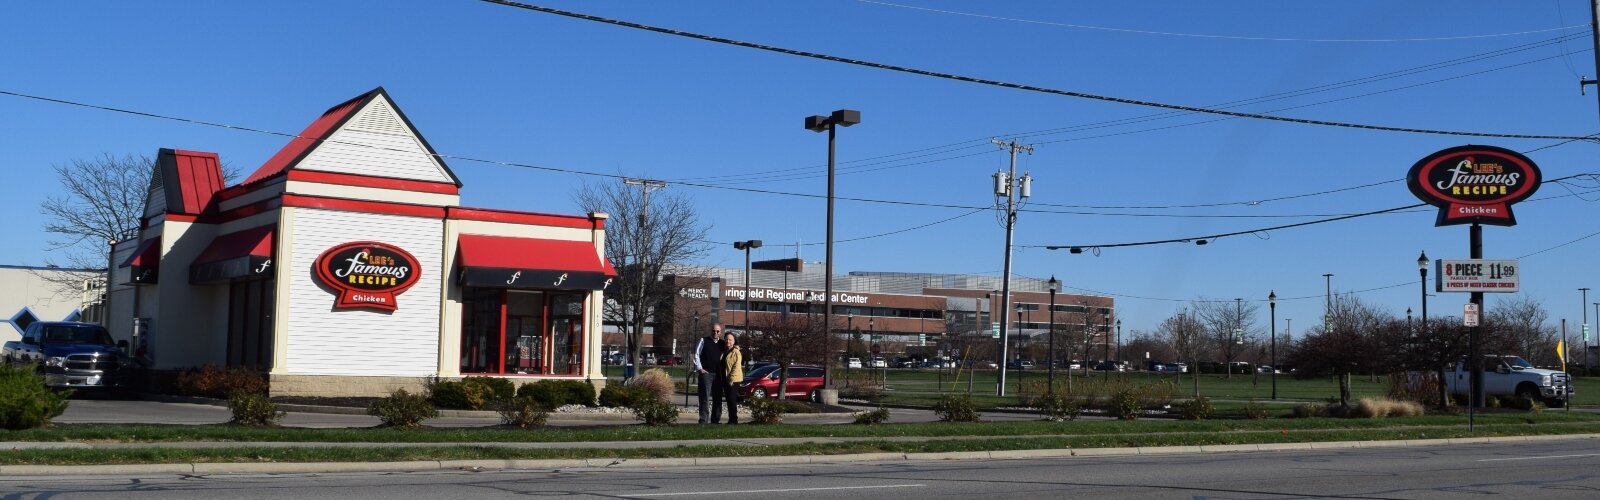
[805,109,861,389]
[733,240,762,337]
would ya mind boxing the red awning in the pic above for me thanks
[119,237,161,284]
[191,225,275,283]
[457,234,616,290]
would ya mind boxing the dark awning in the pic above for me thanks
[457,234,616,291]
[119,237,161,284]
[190,225,275,284]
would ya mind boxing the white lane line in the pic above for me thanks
[628,484,926,497]
[1477,453,1600,462]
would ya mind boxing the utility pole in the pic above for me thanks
[992,138,1033,397]
[622,178,667,379]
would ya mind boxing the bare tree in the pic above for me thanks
[1284,294,1392,407]
[1486,296,1558,366]
[1192,298,1260,379]
[1159,309,1210,397]
[37,154,237,294]
[1122,330,1175,366]
[574,180,711,374]
[746,312,827,399]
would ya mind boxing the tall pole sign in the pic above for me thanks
[1407,144,1541,431]
[1407,145,1540,226]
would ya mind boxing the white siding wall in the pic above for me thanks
[282,208,442,376]
[295,96,455,185]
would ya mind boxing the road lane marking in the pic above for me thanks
[628,484,926,496]
[1477,453,1600,462]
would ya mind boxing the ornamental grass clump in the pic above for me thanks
[628,369,676,403]
[853,406,891,425]
[1354,397,1424,418]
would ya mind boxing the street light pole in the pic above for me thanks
[805,109,861,391]
[1323,273,1334,331]
[1047,276,1059,393]
[1268,291,1277,400]
[733,240,762,338]
[1583,288,1592,370]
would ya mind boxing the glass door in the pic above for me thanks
[506,291,545,374]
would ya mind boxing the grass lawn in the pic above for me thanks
[5,413,1599,465]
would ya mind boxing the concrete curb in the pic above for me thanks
[4,433,1595,476]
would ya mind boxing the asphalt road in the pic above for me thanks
[52,399,1042,428]
[5,440,1598,499]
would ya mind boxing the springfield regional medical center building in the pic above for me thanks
[105,88,615,397]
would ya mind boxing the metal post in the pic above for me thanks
[1583,288,1591,370]
[1469,223,1484,430]
[1048,277,1057,393]
[1269,290,1277,400]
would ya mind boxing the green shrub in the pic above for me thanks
[853,407,890,425]
[463,376,516,401]
[226,391,283,427]
[429,380,490,410]
[367,389,438,428]
[744,397,786,424]
[933,394,979,422]
[1291,402,1326,418]
[599,384,652,408]
[1106,383,1146,420]
[0,364,71,430]
[630,396,678,426]
[173,364,267,398]
[1033,392,1082,421]
[517,380,597,408]
[496,395,549,429]
[1241,400,1270,420]
[1177,397,1215,420]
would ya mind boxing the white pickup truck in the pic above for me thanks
[1444,355,1571,408]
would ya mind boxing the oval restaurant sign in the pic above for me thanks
[313,241,421,311]
[1407,145,1540,227]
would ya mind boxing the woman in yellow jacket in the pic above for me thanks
[712,333,744,424]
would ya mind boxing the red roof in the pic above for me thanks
[458,234,616,276]
[158,149,226,214]
[240,90,373,185]
[193,225,275,265]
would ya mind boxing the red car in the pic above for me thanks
[738,364,826,402]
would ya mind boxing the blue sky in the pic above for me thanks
[4,1,1600,339]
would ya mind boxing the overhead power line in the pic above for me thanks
[479,0,1597,142]
[856,0,1587,43]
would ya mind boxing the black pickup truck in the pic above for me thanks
[2,321,128,390]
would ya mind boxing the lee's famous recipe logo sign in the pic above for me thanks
[1408,145,1540,227]
[314,241,420,311]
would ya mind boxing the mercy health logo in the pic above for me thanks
[314,241,421,312]
[1407,145,1540,227]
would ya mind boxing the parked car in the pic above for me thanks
[2,321,129,390]
[969,360,998,369]
[1092,361,1125,372]
[1007,360,1035,370]
[738,364,827,402]
[869,357,888,368]
[846,357,863,369]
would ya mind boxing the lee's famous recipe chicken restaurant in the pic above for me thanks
[105,88,615,396]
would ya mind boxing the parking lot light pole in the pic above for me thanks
[806,109,860,390]
[733,240,762,337]
[1268,290,1277,400]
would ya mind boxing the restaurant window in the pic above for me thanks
[460,289,586,376]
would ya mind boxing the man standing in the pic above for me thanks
[713,333,744,425]
[692,323,725,424]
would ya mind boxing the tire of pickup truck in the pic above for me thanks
[1515,383,1539,403]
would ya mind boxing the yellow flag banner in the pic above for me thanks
[1557,339,1567,372]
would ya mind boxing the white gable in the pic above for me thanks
[295,95,456,184]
